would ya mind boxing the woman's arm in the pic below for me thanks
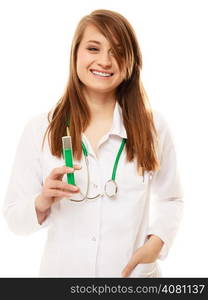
[122,112,184,277]
[122,234,164,277]
[147,113,184,260]
[35,194,51,225]
[3,114,50,235]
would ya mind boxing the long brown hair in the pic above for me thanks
[42,9,160,173]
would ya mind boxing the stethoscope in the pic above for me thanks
[63,121,148,202]
[69,137,127,202]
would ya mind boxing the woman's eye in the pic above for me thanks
[87,47,99,51]
[118,48,123,55]
[114,48,123,56]
[110,48,123,57]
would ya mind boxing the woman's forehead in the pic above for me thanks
[80,24,119,47]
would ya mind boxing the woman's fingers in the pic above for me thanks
[121,254,139,278]
[48,165,81,192]
[121,247,146,278]
[37,165,82,212]
[49,165,82,180]
[46,189,73,198]
[47,179,79,193]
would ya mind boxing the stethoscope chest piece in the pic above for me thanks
[104,179,118,198]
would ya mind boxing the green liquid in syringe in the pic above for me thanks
[64,148,75,185]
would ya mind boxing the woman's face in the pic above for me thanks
[76,24,125,96]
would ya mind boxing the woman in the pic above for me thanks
[3,9,184,277]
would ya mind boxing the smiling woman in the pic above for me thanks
[76,25,125,95]
[3,9,184,278]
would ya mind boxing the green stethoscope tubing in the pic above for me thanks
[81,138,126,181]
[63,121,126,200]
[69,136,126,201]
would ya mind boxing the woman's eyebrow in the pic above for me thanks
[86,40,101,44]
[86,40,121,47]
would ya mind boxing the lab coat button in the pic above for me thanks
[91,236,96,241]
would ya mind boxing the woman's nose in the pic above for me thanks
[97,51,112,68]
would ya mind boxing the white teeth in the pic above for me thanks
[91,70,112,77]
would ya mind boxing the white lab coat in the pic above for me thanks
[3,102,184,277]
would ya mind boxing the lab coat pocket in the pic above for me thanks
[129,262,159,278]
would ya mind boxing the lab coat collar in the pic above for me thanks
[109,101,127,139]
[81,101,127,158]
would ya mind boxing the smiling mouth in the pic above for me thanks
[90,69,114,77]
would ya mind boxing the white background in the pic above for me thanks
[0,0,208,277]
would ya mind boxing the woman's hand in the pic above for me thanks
[35,165,81,214]
[121,235,164,277]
